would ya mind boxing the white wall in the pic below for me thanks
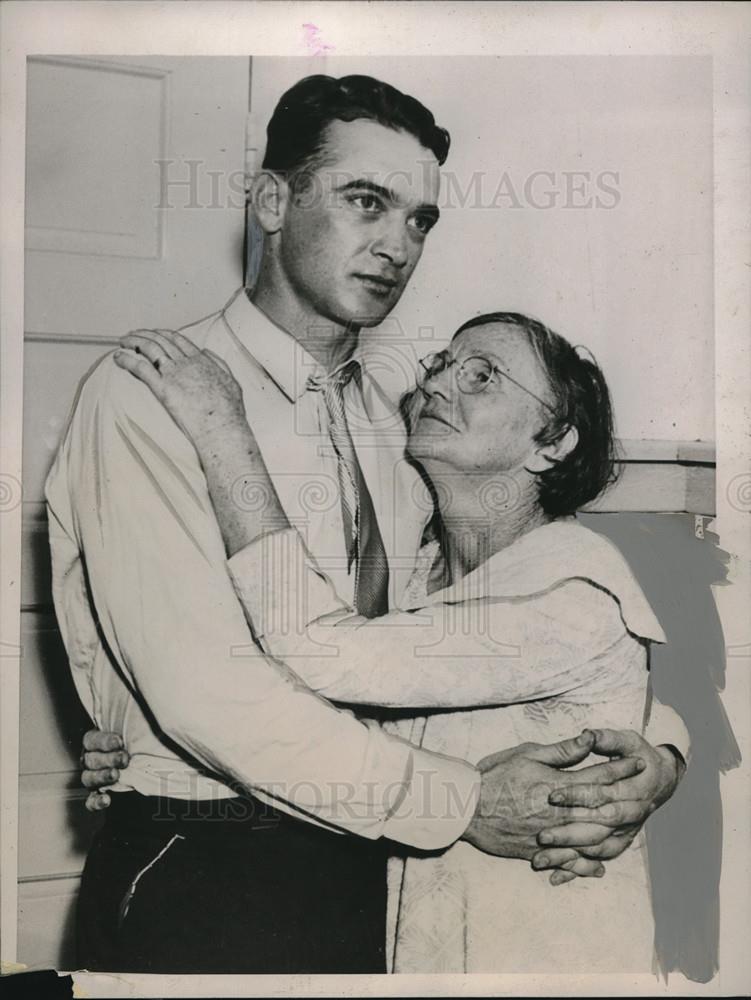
[250,56,714,443]
[20,55,249,969]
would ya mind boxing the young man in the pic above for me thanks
[50,75,686,974]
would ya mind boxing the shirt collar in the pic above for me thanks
[221,288,366,403]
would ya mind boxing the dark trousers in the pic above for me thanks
[77,792,388,974]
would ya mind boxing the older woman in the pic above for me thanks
[110,311,681,972]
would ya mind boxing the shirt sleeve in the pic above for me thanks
[228,529,633,709]
[48,358,478,850]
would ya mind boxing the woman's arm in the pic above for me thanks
[115,329,290,556]
[229,529,631,709]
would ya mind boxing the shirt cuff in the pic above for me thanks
[645,697,691,765]
[228,528,349,642]
[382,747,481,851]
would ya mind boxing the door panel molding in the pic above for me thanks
[26,57,169,260]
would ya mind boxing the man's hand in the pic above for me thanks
[528,728,685,884]
[461,730,645,881]
[80,730,130,812]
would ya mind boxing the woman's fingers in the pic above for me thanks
[549,870,577,886]
[588,728,646,758]
[560,856,605,878]
[575,827,640,861]
[121,329,185,361]
[557,754,645,790]
[144,329,186,361]
[83,730,123,752]
[85,790,112,813]
[550,774,646,809]
[532,848,605,878]
[169,330,200,356]
[121,328,200,360]
[82,750,128,771]
[119,334,173,370]
[531,847,580,870]
[114,349,163,393]
[82,767,120,790]
[545,797,649,828]
[538,821,613,847]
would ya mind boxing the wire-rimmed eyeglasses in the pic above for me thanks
[417,349,556,413]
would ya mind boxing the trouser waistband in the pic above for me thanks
[104,790,298,837]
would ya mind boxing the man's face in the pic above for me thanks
[278,119,441,329]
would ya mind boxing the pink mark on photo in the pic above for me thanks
[302,22,335,56]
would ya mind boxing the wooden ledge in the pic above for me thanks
[617,439,715,465]
[586,440,716,515]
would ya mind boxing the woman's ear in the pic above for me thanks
[525,425,579,474]
[250,171,289,235]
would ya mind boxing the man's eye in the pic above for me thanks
[409,214,435,236]
[350,193,382,213]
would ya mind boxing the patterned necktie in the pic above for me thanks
[308,359,390,618]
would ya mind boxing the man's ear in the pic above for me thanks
[250,171,289,235]
[525,425,579,474]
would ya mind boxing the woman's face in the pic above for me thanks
[406,322,556,474]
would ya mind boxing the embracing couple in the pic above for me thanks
[47,73,688,975]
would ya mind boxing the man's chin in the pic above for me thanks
[343,289,402,327]
[323,307,390,330]
[346,306,394,328]
[356,316,390,329]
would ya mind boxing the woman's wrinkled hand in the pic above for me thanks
[80,729,130,812]
[115,329,247,446]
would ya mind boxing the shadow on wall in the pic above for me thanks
[580,511,741,984]
[20,551,103,969]
[24,487,105,856]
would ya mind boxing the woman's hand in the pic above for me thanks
[530,728,686,884]
[117,328,287,556]
[79,729,130,812]
[115,329,247,447]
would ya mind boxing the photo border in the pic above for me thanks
[1,2,749,996]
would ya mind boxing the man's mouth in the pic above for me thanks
[354,274,398,296]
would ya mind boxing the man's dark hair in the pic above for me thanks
[262,74,450,179]
[453,312,620,517]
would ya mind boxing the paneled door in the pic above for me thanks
[20,55,250,969]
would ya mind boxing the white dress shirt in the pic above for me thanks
[45,289,479,849]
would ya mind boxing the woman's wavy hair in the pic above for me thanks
[452,312,621,517]
[262,74,451,181]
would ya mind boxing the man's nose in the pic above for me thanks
[372,220,409,269]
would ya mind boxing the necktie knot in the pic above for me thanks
[305,358,360,394]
